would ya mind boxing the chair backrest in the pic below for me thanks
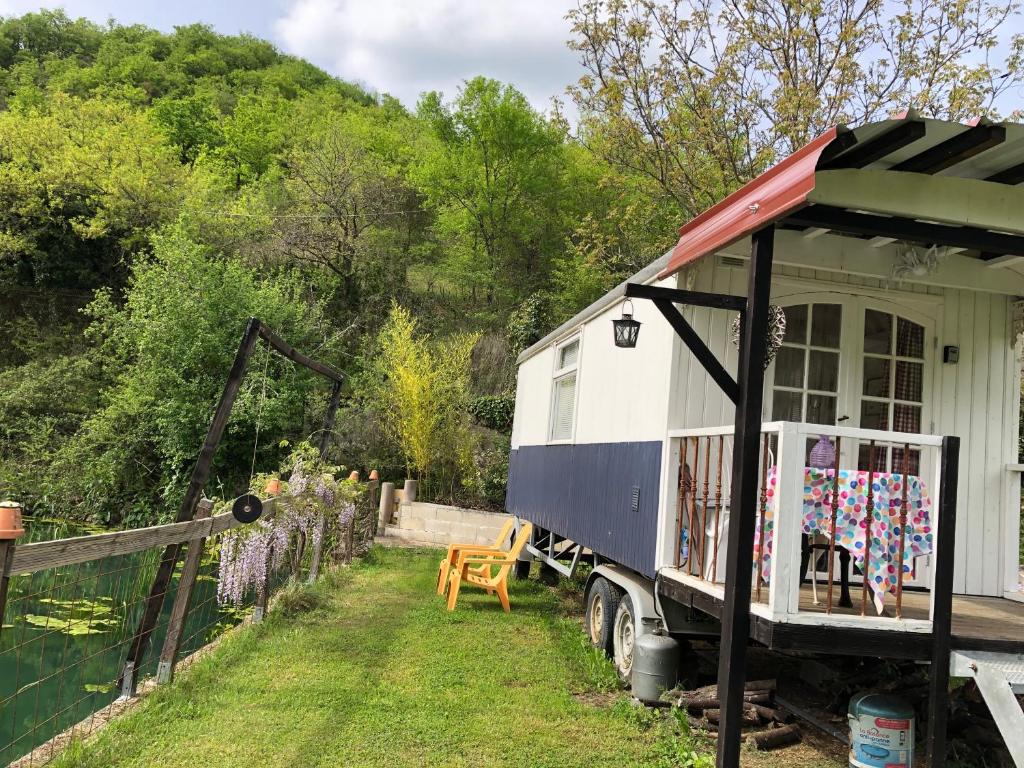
[486,522,533,584]
[492,518,516,549]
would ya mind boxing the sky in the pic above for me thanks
[0,0,583,113]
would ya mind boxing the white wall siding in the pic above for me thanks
[510,275,676,449]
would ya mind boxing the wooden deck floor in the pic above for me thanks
[659,573,1024,658]
[793,586,1024,645]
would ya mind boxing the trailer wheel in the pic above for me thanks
[584,577,621,655]
[612,593,636,682]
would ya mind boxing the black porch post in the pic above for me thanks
[716,225,775,768]
[926,435,960,768]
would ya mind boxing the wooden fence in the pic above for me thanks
[0,480,380,767]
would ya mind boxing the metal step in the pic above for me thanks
[950,650,1024,766]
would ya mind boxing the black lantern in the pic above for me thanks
[612,299,641,348]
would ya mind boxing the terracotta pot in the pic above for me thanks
[368,469,379,482]
[0,501,25,540]
[348,470,360,482]
[264,478,282,496]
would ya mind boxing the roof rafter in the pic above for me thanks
[783,204,1024,256]
[818,120,925,170]
[891,124,1005,174]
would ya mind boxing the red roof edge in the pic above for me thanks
[659,127,841,279]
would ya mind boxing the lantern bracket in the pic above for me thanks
[625,283,743,404]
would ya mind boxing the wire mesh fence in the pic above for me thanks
[0,480,380,767]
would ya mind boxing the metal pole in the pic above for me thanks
[716,224,774,768]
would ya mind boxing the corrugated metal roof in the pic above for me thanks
[660,114,1024,278]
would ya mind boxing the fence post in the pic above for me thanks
[306,381,342,583]
[367,476,380,539]
[0,537,18,646]
[379,482,395,528]
[156,499,214,685]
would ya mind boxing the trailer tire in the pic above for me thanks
[584,577,621,655]
[612,593,636,682]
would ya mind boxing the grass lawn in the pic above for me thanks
[51,547,844,768]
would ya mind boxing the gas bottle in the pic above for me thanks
[848,692,914,768]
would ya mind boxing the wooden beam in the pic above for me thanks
[8,510,248,574]
[157,499,214,684]
[819,120,925,170]
[986,161,1024,185]
[716,225,774,768]
[258,324,343,384]
[891,124,1005,174]
[815,128,858,166]
[625,283,747,312]
[927,436,960,768]
[650,298,739,405]
[810,169,1024,235]
[784,205,1024,256]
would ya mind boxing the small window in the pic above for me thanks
[550,338,580,441]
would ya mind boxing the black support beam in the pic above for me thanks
[650,298,739,404]
[818,120,925,170]
[784,204,1024,256]
[624,283,746,312]
[985,161,1024,185]
[891,124,1005,175]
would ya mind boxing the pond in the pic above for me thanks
[0,515,245,765]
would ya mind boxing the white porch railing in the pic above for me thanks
[662,421,947,633]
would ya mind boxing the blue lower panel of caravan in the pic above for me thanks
[506,441,661,578]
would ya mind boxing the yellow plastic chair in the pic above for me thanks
[436,517,516,595]
[445,523,533,612]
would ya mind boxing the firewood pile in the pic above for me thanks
[661,678,803,751]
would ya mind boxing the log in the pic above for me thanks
[751,704,792,724]
[745,724,802,750]
[704,705,761,726]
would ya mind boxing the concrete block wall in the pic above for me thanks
[381,501,511,548]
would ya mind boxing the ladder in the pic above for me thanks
[950,650,1024,766]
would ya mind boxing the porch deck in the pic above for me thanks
[659,571,1024,659]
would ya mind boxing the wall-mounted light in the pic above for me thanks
[612,299,641,348]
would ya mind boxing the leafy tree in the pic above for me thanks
[0,93,185,288]
[412,77,568,310]
[568,0,1024,217]
[46,229,329,524]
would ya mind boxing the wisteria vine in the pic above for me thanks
[217,443,360,606]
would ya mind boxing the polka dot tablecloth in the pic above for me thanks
[755,466,933,613]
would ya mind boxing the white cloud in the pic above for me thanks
[274,0,580,113]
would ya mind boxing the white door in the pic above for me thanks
[767,297,935,590]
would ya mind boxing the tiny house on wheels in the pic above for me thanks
[506,113,1024,767]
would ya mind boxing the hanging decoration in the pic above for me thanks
[891,243,942,281]
[730,305,787,368]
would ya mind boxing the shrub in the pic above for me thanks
[468,393,514,432]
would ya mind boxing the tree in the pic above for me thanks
[0,93,185,288]
[362,303,478,496]
[412,77,568,309]
[47,229,328,524]
[568,0,1024,218]
[273,106,424,318]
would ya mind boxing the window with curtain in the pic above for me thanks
[858,310,925,473]
[550,338,579,441]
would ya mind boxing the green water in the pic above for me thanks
[0,517,243,764]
